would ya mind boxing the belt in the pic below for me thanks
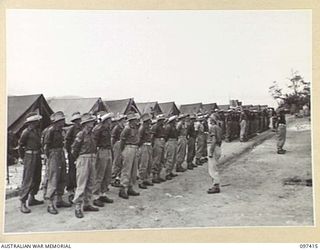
[155,137,165,141]
[178,135,186,138]
[142,142,152,146]
[49,148,63,152]
[98,146,112,150]
[79,153,96,157]
[168,138,178,141]
[279,123,286,126]
[25,150,40,154]
[125,144,138,148]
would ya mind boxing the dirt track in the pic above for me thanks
[4,118,313,233]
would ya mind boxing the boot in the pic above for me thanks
[195,158,202,166]
[191,162,198,168]
[176,166,187,172]
[93,199,104,207]
[47,200,58,215]
[28,194,44,206]
[20,201,31,214]
[119,187,129,199]
[75,203,83,219]
[83,205,99,212]
[170,172,178,177]
[127,187,140,196]
[207,184,221,194]
[277,149,286,154]
[139,183,147,189]
[187,164,194,170]
[143,180,154,186]
[56,195,72,208]
[158,176,166,182]
[98,196,114,203]
[165,174,172,180]
[152,177,161,184]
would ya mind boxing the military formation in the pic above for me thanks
[16,106,283,218]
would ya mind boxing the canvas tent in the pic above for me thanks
[179,103,203,115]
[158,102,180,117]
[8,94,54,135]
[218,104,230,111]
[47,97,106,123]
[103,98,140,115]
[136,102,162,117]
[202,103,219,114]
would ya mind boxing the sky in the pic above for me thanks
[6,10,312,107]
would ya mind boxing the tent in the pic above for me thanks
[103,98,140,115]
[179,103,203,115]
[47,97,106,123]
[241,104,253,110]
[8,94,53,135]
[218,104,230,111]
[202,103,219,114]
[136,102,163,117]
[158,102,180,117]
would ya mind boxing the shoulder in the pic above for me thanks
[92,123,102,132]
[20,128,30,137]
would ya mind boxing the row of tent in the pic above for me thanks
[7,94,269,135]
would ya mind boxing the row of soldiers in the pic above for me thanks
[16,106,271,218]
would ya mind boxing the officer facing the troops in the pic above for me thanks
[195,114,205,166]
[71,113,99,218]
[138,113,154,189]
[111,114,126,187]
[64,112,82,201]
[44,111,71,215]
[92,112,114,207]
[175,114,188,172]
[118,112,141,199]
[207,115,223,194]
[276,108,287,154]
[18,112,44,213]
[164,115,179,180]
[150,114,167,184]
[239,110,248,142]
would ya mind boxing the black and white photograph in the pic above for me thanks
[4,9,313,234]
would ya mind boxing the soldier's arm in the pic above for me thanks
[64,126,73,153]
[43,128,53,158]
[18,130,28,159]
[71,131,83,160]
[119,127,129,151]
[111,126,118,146]
[137,126,144,147]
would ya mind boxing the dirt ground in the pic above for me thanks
[4,117,313,233]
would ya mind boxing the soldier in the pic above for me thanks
[164,115,179,180]
[175,114,188,172]
[207,116,223,194]
[18,112,43,213]
[111,115,126,187]
[44,111,71,215]
[276,108,287,154]
[150,114,167,184]
[118,112,141,199]
[195,114,205,166]
[72,113,99,218]
[239,110,248,142]
[64,112,82,202]
[186,114,197,169]
[202,114,209,163]
[92,112,114,207]
[224,110,232,142]
[138,113,154,189]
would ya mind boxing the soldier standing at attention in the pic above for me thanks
[138,113,154,189]
[239,110,248,142]
[175,114,188,172]
[118,112,141,199]
[164,115,179,180]
[207,116,223,194]
[111,115,126,187]
[186,114,197,169]
[72,113,99,218]
[44,111,71,215]
[92,112,114,207]
[202,114,209,163]
[18,112,43,213]
[224,110,232,142]
[64,112,81,202]
[276,108,287,154]
[150,114,167,184]
[195,114,205,166]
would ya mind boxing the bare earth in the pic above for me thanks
[4,118,313,233]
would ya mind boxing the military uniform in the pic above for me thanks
[202,118,209,160]
[239,111,248,142]
[111,122,124,180]
[72,113,98,218]
[186,116,197,169]
[276,110,287,154]
[195,117,205,165]
[92,114,114,206]
[175,115,188,172]
[65,122,81,193]
[164,116,178,179]
[18,121,43,212]
[150,115,166,182]
[224,112,232,142]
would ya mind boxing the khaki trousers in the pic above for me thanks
[73,154,96,206]
[152,138,165,175]
[121,145,138,188]
[112,141,122,178]
[165,139,177,174]
[207,145,221,185]
[176,136,187,167]
[138,144,153,182]
[277,124,286,149]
